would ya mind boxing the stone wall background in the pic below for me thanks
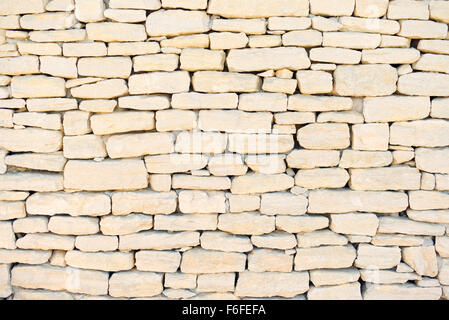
[0,0,449,300]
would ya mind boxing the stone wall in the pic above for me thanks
[0,0,448,300]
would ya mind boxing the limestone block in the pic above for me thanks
[260,192,307,215]
[0,249,51,265]
[340,150,392,168]
[208,154,248,176]
[276,215,329,233]
[364,283,442,300]
[112,191,177,215]
[297,123,350,150]
[0,172,63,192]
[308,190,408,214]
[334,64,397,97]
[11,264,108,296]
[146,10,210,37]
[310,0,355,16]
[228,134,293,154]
[310,47,361,64]
[229,195,260,213]
[363,96,430,122]
[398,72,449,97]
[192,71,261,93]
[100,214,153,236]
[75,235,118,252]
[0,56,39,76]
[119,95,169,111]
[63,135,107,159]
[409,191,449,210]
[200,231,252,253]
[78,57,132,79]
[106,132,174,158]
[135,250,181,273]
[235,271,309,298]
[231,174,294,195]
[26,192,110,217]
[11,76,65,98]
[109,271,163,298]
[287,150,340,169]
[0,202,26,220]
[388,0,429,20]
[362,48,420,64]
[197,273,235,293]
[297,70,333,94]
[355,0,389,18]
[155,213,217,232]
[251,232,297,250]
[330,213,379,236]
[181,248,246,274]
[430,0,449,23]
[199,110,272,134]
[0,221,15,249]
[227,47,310,72]
[74,0,104,22]
[64,159,148,191]
[398,20,448,39]
[390,120,449,147]
[295,168,349,189]
[65,250,134,272]
[16,233,75,251]
[71,79,128,99]
[133,54,178,72]
[109,0,161,10]
[0,264,11,298]
[310,268,360,287]
[308,282,362,300]
[20,12,76,30]
[218,212,275,235]
[355,244,401,269]
[175,131,226,154]
[207,0,309,18]
[209,32,248,50]
[282,30,323,47]
[295,245,357,271]
[378,216,445,236]
[248,249,293,272]
[297,230,348,248]
[145,154,208,173]
[415,148,449,174]
[0,0,46,15]
[178,190,226,214]
[86,22,147,42]
[129,71,190,94]
[402,246,438,277]
[323,32,381,49]
[180,48,225,71]
[245,155,286,174]
[91,112,154,135]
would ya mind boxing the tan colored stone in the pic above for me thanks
[11,264,108,296]
[91,112,154,135]
[402,246,438,277]
[398,20,447,39]
[364,96,430,122]
[11,76,65,98]
[276,215,329,233]
[129,71,190,95]
[218,212,275,235]
[0,221,15,249]
[112,191,176,215]
[231,174,293,195]
[109,271,163,298]
[208,0,309,18]
[398,72,449,97]
[87,22,146,42]
[200,231,252,253]
[355,0,389,18]
[16,234,74,251]
[297,230,348,248]
[181,248,245,274]
[295,245,356,271]
[310,0,355,16]
[146,10,209,37]
[355,244,401,269]
[390,120,449,147]
[364,283,442,300]
[0,201,26,220]
[330,213,379,236]
[287,150,340,169]
[378,216,445,236]
[310,268,360,287]
[100,214,153,236]
[0,249,51,264]
[192,71,261,93]
[63,135,107,159]
[308,282,362,300]
[106,132,174,159]
[0,172,63,192]
[235,271,308,298]
[295,168,349,189]
[323,32,381,49]
[349,166,421,191]
[178,190,225,214]
[175,132,226,154]
[120,231,199,251]
[416,148,449,174]
[65,250,133,272]
[227,47,310,72]
[64,159,148,191]
[71,79,128,99]
[135,250,180,273]
[298,123,350,150]
[308,190,408,214]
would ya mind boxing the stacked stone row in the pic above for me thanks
[0,0,449,300]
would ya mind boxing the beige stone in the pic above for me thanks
[178,190,225,214]
[323,32,381,49]
[349,166,421,191]
[228,134,293,154]
[16,233,74,251]
[192,71,261,93]
[398,72,449,97]
[295,168,349,189]
[310,47,361,65]
[5,152,66,172]
[106,132,174,159]
[133,54,178,72]
[310,268,360,287]
[208,154,247,176]
[78,57,132,79]
[175,132,226,154]
[432,98,449,119]
[0,56,39,76]
[402,246,438,277]
[331,213,379,236]
[63,135,107,159]
[200,231,252,253]
[100,214,153,236]
[297,123,350,150]
[109,271,162,298]
[118,95,169,111]
[64,159,148,191]
[364,96,430,122]
[390,120,449,147]
[260,192,307,215]
[155,213,215,232]
[129,71,190,94]
[415,148,449,174]
[0,249,51,264]
[297,70,332,94]
[295,245,356,271]
[209,32,248,50]
[119,231,199,251]
[87,22,146,42]
[145,154,206,174]
[308,190,408,214]
[11,76,65,98]
[287,150,340,169]
[208,0,309,18]
[364,283,442,300]
[71,79,128,99]
[231,174,293,195]
[0,201,26,220]
[334,64,397,97]
[355,244,401,269]
[180,49,225,71]
[65,250,133,272]
[11,264,108,296]
[308,282,362,300]
[413,54,449,74]
[355,0,389,18]
[398,20,447,39]
[181,248,245,274]
[378,216,445,236]
[0,221,15,249]
[297,230,348,248]
[282,30,323,47]
[91,112,154,135]
[146,10,209,37]
[112,191,176,215]
[276,215,329,233]
[310,0,355,16]
[0,172,63,192]
[227,47,310,72]
[135,250,180,273]
[218,212,275,236]
[75,235,118,252]
[75,0,104,22]
[229,194,260,213]
[248,249,293,272]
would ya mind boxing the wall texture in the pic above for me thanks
[0,0,449,300]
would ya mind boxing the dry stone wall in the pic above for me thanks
[0,0,448,300]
